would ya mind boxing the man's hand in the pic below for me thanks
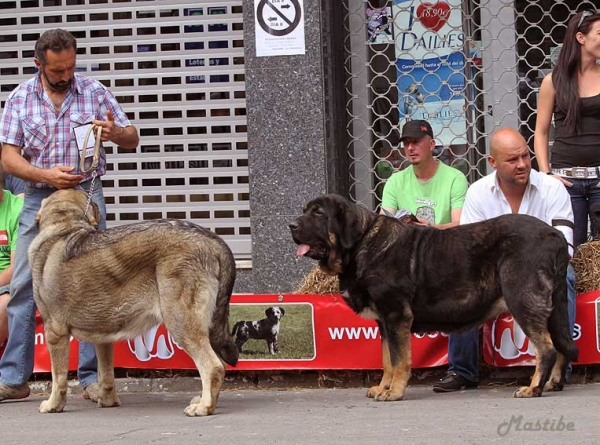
[43,166,84,189]
[92,110,123,144]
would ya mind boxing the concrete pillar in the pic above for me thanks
[243,0,346,293]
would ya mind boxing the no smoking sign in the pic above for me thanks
[255,0,305,56]
[257,0,301,36]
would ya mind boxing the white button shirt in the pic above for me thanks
[460,169,574,255]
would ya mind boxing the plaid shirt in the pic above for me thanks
[0,73,131,188]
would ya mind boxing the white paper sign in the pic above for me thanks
[255,0,305,57]
[73,123,97,158]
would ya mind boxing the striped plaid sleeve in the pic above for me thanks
[0,94,24,147]
[101,88,131,128]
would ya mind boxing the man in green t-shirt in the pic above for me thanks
[380,120,468,228]
[0,166,23,347]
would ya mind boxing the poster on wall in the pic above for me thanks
[366,6,394,44]
[254,0,306,57]
[393,0,468,146]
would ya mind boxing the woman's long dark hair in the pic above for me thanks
[553,11,600,135]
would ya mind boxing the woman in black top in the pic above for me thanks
[535,10,600,247]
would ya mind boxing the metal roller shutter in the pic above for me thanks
[0,0,250,258]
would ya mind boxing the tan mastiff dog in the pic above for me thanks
[29,189,238,416]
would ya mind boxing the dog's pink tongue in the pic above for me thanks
[296,244,311,257]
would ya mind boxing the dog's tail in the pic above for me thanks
[209,243,239,367]
[231,321,243,337]
[548,250,579,363]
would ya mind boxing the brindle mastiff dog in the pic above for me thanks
[30,189,238,416]
[289,194,578,401]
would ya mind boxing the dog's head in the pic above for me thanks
[289,194,377,275]
[266,306,285,321]
[36,189,101,231]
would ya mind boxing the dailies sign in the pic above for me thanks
[393,0,468,145]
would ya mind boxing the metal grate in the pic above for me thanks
[0,0,250,258]
[343,0,596,210]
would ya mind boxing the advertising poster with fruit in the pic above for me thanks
[393,0,468,146]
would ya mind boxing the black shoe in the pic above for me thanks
[432,373,478,393]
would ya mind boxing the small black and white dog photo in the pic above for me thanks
[231,306,285,354]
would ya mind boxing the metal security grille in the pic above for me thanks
[0,0,250,258]
[344,0,597,210]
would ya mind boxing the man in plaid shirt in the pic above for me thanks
[0,29,139,402]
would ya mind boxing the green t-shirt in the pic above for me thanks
[381,162,468,225]
[0,190,23,272]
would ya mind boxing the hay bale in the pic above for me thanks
[295,266,340,294]
[572,239,600,294]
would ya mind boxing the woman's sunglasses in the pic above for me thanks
[578,10,594,29]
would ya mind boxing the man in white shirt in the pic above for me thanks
[433,127,576,392]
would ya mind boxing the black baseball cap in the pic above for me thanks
[401,120,434,141]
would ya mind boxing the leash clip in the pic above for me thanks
[82,171,97,220]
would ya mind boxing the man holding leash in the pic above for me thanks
[380,120,468,228]
[433,128,576,392]
[0,28,139,401]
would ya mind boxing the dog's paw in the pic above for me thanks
[367,383,393,399]
[366,385,386,399]
[183,402,214,417]
[513,386,543,398]
[98,394,121,408]
[373,389,405,402]
[39,399,65,413]
[543,378,564,392]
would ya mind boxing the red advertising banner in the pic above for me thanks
[27,294,447,372]
[2,292,597,372]
[483,290,600,366]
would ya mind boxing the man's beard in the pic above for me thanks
[42,70,72,92]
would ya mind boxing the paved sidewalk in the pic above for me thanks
[1,382,597,444]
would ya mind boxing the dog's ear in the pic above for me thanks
[330,196,374,251]
[320,195,375,275]
[265,307,274,317]
[35,197,50,228]
[279,307,285,316]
